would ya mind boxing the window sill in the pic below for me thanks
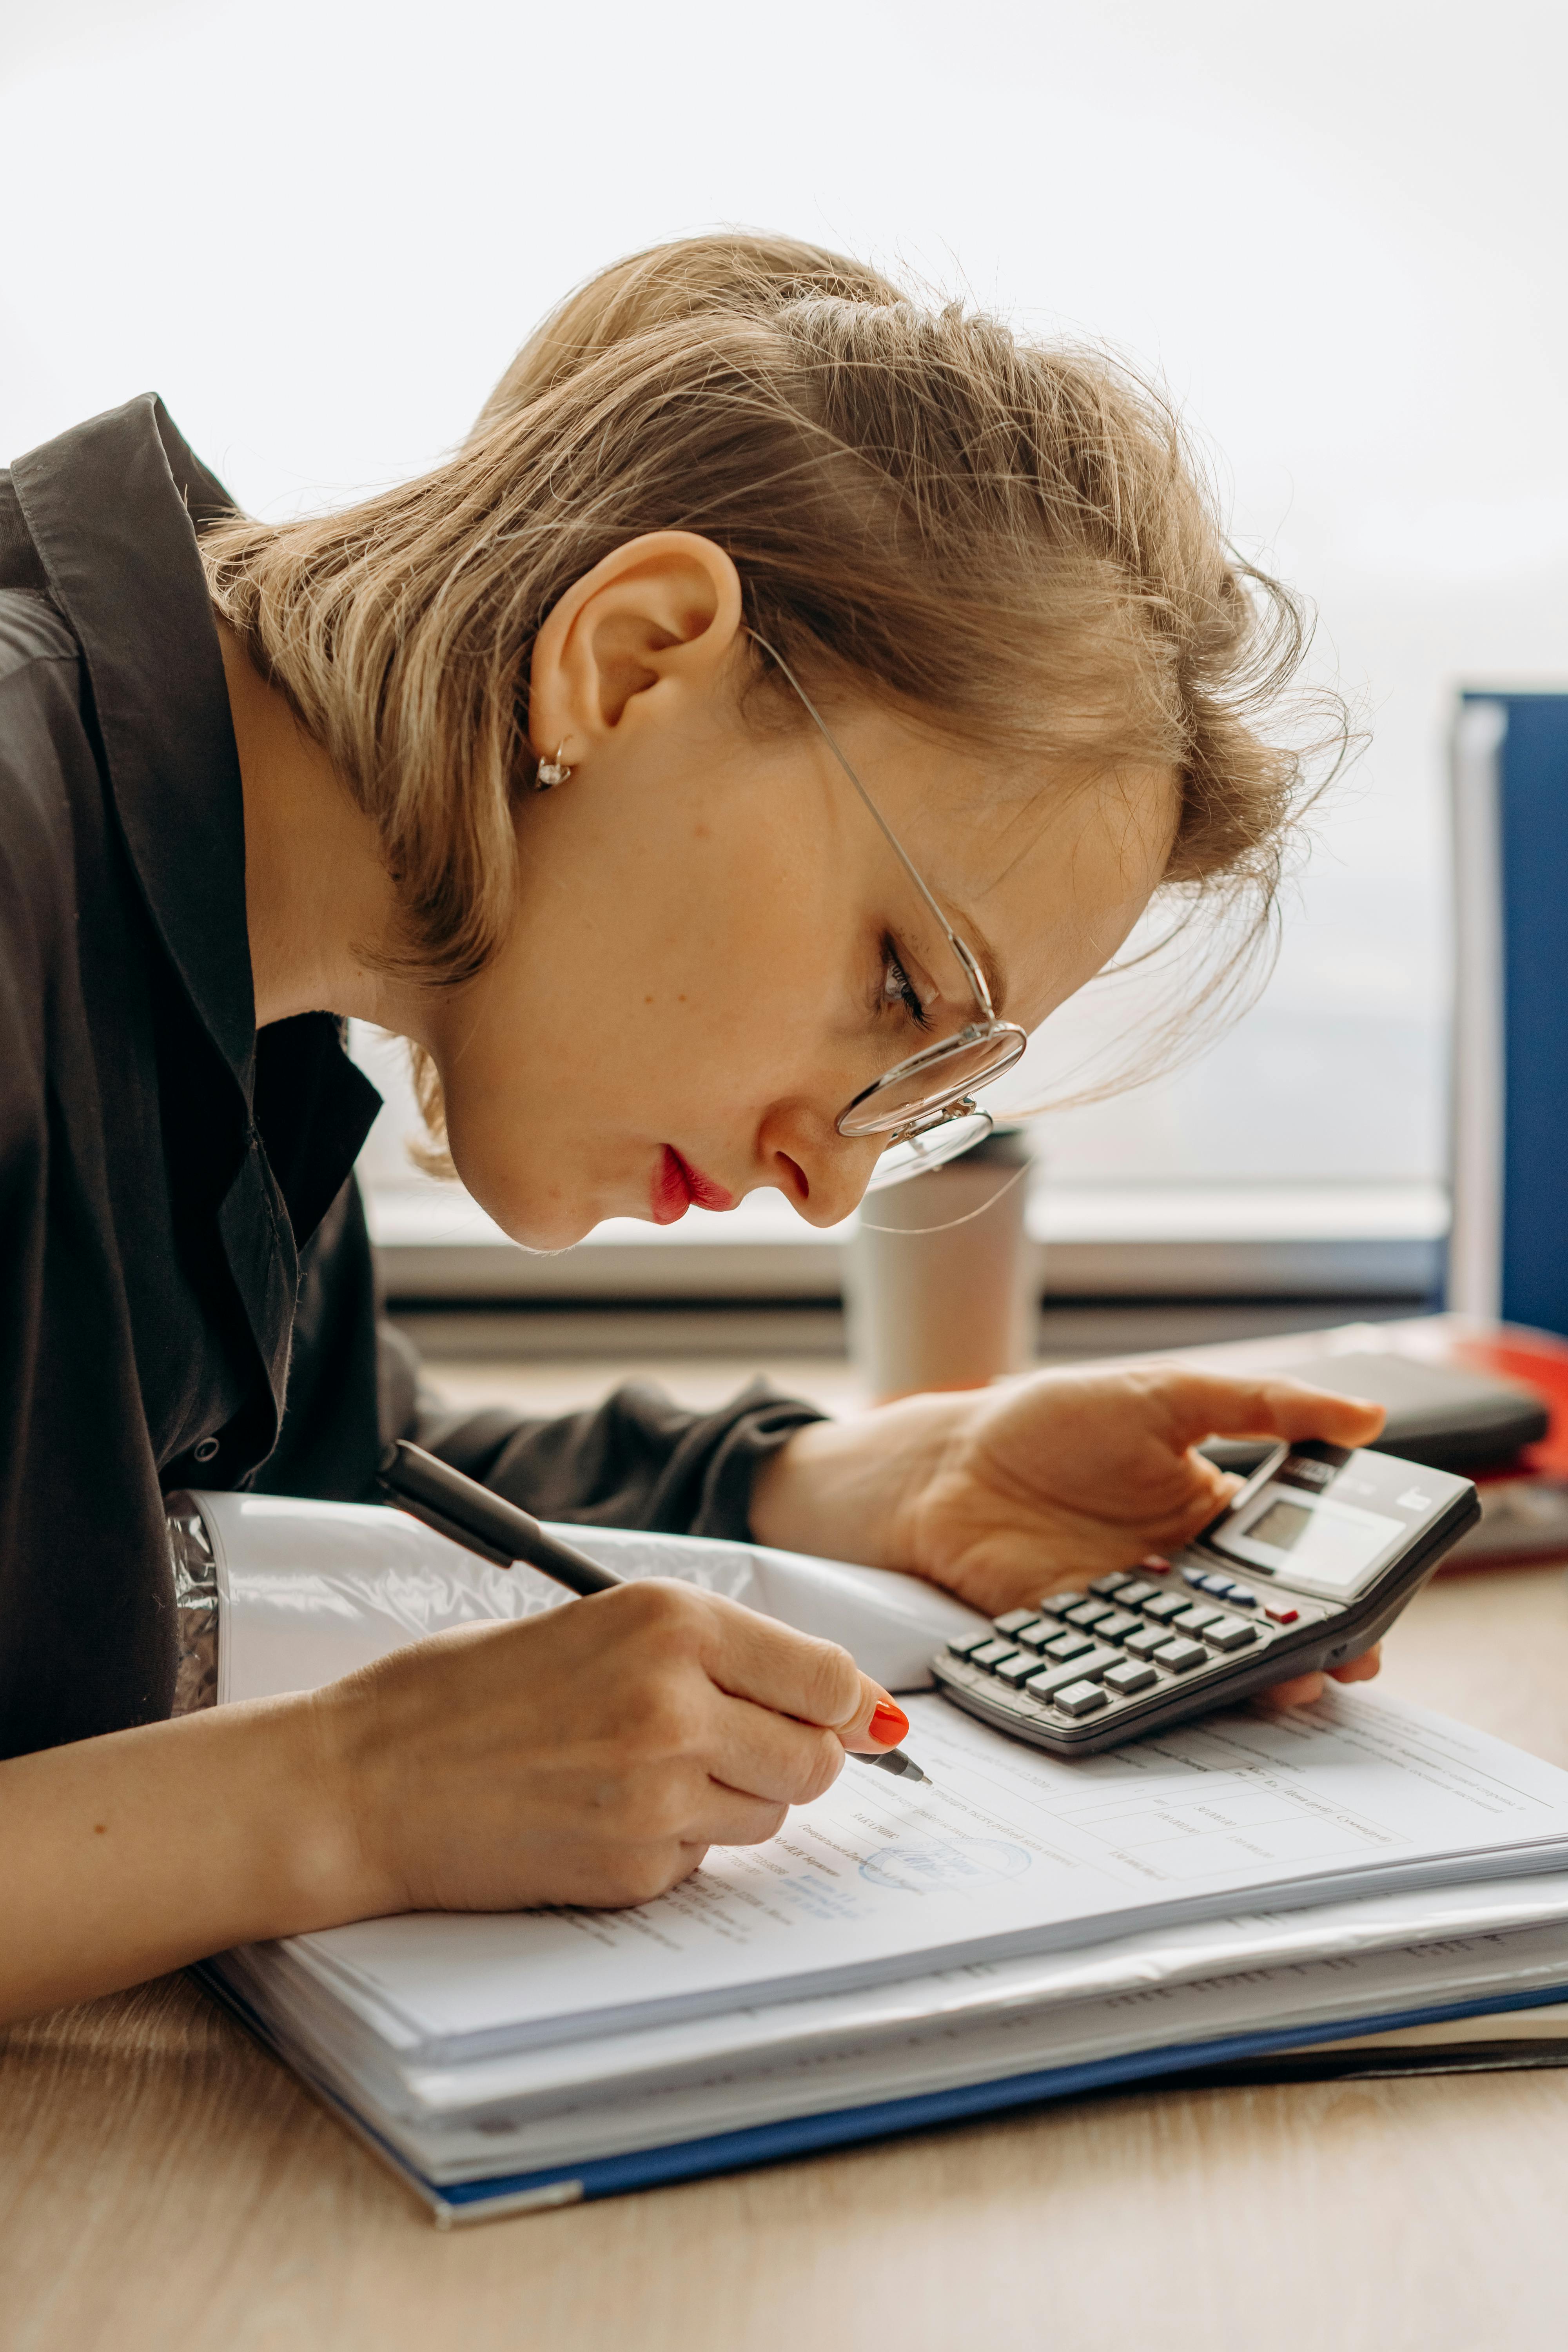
[366,1180,1447,1304]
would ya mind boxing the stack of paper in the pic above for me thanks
[203,1688,1568,2223]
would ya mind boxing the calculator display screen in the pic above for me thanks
[1212,1483,1409,1595]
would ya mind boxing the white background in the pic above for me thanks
[5,0,1566,1193]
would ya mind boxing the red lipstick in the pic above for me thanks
[650,1147,735,1225]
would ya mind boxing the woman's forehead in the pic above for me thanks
[919,760,1180,1023]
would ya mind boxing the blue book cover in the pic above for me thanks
[1449,691,1568,1337]
[198,1965,1568,2228]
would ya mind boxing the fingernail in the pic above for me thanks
[868,1700,910,1748]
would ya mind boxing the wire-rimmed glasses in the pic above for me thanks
[748,632,1028,1191]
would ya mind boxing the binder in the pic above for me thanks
[200,1964,1568,2227]
[1450,692,1568,1337]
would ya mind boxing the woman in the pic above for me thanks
[0,236,1382,2021]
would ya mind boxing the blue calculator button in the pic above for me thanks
[1182,1564,1209,1589]
[1223,1585,1257,1608]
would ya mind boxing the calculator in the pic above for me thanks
[931,1440,1481,1756]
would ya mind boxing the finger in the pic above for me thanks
[1153,1371,1387,1453]
[1256,1669,1328,1709]
[691,1784,793,1849]
[1329,1643,1382,1684]
[1256,1627,1387,1711]
[695,1593,863,1731]
[839,1688,912,1755]
[707,1690,848,1806]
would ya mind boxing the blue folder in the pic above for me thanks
[198,1966,1568,2227]
[1449,691,1568,1336]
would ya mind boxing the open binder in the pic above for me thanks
[181,1496,1568,2223]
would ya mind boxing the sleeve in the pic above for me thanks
[257,1171,830,1543]
[415,1379,831,1543]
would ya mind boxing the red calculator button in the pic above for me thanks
[1264,1601,1300,1624]
[1140,1555,1172,1575]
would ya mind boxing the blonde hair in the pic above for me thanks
[202,232,1332,1062]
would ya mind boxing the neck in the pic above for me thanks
[219,623,414,1033]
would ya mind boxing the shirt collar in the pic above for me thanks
[8,394,382,1262]
[12,393,262,1089]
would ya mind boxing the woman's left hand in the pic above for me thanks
[750,1364,1390,1706]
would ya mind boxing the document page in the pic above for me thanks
[370,1869,1568,2115]
[376,1912,1568,2180]
[276,1689,1568,2060]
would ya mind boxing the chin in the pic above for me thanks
[450,1160,603,1255]
[502,1200,603,1254]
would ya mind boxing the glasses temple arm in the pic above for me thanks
[745,629,997,1020]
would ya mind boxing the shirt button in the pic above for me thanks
[193,1437,220,1465]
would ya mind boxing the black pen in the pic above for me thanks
[377,1440,932,1784]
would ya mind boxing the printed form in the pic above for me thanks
[280,1689,1568,2059]
[383,1911,1568,2179]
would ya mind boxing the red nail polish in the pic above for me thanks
[869,1699,910,1748]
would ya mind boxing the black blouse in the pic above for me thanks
[0,396,823,1759]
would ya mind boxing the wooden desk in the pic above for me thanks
[5,1566,1568,2352]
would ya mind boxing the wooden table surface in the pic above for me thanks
[5,1564,1568,2352]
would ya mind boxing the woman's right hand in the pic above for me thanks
[314,1579,897,1917]
[0,1580,900,2025]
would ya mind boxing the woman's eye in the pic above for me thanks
[880,940,931,1030]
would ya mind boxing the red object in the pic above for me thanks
[1264,1601,1300,1624]
[1444,1326,1568,1479]
[1141,1556,1172,1575]
[1177,1316,1568,1573]
[868,1699,911,1747]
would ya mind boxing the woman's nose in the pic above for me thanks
[758,1103,881,1228]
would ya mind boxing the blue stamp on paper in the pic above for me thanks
[860,1836,1032,1893]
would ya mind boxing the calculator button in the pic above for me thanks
[1010,1619,1058,1651]
[1089,1572,1133,1596]
[1054,1679,1111,1717]
[1263,1600,1300,1624]
[1153,1637,1208,1673]
[1063,1600,1114,1629]
[1140,1556,1172,1574]
[1113,1580,1159,1610]
[993,1609,1042,1635]
[1173,1604,1220,1633]
[1047,1592,1089,1614]
[1182,1564,1215,1591]
[1104,1659,1158,1695]
[947,1630,996,1658]
[1143,1593,1190,1624]
[1024,1647,1122,1699]
[970,1640,1022,1671]
[995,1651,1046,1685]
[1222,1585,1257,1608]
[1203,1615,1259,1651]
[1043,1629,1096,1662]
[1092,1609,1143,1643]
[1123,1626,1169,1660]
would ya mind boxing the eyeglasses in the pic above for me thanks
[748,632,1029,1191]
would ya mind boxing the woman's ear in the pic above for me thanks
[526,532,744,766]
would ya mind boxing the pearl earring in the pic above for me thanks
[533,744,573,790]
